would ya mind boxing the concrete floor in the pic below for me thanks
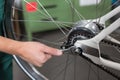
[13,60,30,80]
[13,29,120,80]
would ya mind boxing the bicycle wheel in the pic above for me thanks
[4,0,120,80]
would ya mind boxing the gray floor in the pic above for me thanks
[13,61,30,80]
[13,29,120,80]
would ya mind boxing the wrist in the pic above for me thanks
[0,36,22,55]
[8,40,22,55]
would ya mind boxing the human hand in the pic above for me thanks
[15,42,62,67]
[0,36,62,67]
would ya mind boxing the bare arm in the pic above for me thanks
[0,36,62,67]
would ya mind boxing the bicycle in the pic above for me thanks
[4,0,120,80]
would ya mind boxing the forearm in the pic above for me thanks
[0,36,21,55]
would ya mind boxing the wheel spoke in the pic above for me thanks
[35,0,69,36]
[65,0,86,20]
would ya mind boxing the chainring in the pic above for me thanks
[61,20,102,49]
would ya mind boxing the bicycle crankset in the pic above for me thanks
[61,20,103,55]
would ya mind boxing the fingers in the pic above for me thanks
[18,42,63,67]
[42,44,63,56]
[36,53,52,67]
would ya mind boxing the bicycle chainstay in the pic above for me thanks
[81,39,120,80]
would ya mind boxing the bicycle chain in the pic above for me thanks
[100,39,120,79]
[102,39,120,49]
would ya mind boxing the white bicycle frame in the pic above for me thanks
[75,5,120,71]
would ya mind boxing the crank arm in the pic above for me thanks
[62,46,82,55]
